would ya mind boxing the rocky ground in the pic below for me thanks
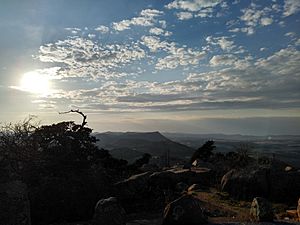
[50,185,300,225]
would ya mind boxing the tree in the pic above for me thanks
[190,140,216,164]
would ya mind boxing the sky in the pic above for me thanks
[0,0,300,135]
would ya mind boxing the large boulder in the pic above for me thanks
[221,168,270,200]
[221,164,300,203]
[0,180,31,225]
[93,197,126,225]
[249,197,274,222]
[162,194,207,225]
[114,172,164,212]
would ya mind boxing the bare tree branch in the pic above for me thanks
[59,109,87,129]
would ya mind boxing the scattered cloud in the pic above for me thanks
[166,0,222,12]
[166,0,223,20]
[95,25,109,33]
[176,11,194,20]
[112,9,163,31]
[283,0,300,17]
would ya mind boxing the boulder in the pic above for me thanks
[297,198,300,221]
[221,168,270,200]
[221,165,300,203]
[175,182,188,193]
[114,172,164,212]
[249,197,273,222]
[162,194,207,225]
[0,180,31,225]
[93,197,126,225]
[188,184,202,192]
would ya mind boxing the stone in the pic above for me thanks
[249,197,274,222]
[93,197,126,225]
[188,184,202,192]
[221,168,270,200]
[297,198,300,221]
[175,182,188,193]
[162,194,207,225]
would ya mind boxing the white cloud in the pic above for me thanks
[206,36,236,51]
[88,34,96,39]
[166,0,222,20]
[210,54,236,66]
[260,17,273,26]
[95,25,109,33]
[176,11,194,20]
[232,3,276,35]
[149,27,172,36]
[38,37,146,80]
[166,0,222,12]
[112,9,163,31]
[140,35,205,70]
[155,47,206,70]
[283,0,300,17]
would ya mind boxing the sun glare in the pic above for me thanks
[20,71,51,95]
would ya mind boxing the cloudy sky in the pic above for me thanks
[0,0,300,135]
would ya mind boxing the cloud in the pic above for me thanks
[112,9,163,31]
[166,0,222,12]
[206,36,236,51]
[283,0,300,17]
[210,54,237,66]
[37,46,300,113]
[95,25,109,33]
[141,35,206,70]
[166,0,223,20]
[230,3,276,35]
[260,17,273,26]
[149,27,172,36]
[176,12,194,20]
[38,37,146,80]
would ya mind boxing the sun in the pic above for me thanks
[20,71,51,95]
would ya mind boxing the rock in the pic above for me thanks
[188,184,202,192]
[115,172,164,212]
[162,194,207,225]
[297,198,300,220]
[140,163,159,172]
[221,165,300,203]
[221,168,270,200]
[175,182,188,193]
[249,197,274,222]
[93,197,126,225]
[286,210,298,220]
[285,166,293,172]
[115,172,152,198]
[0,180,31,225]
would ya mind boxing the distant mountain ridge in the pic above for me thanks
[93,131,195,162]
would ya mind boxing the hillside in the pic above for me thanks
[93,131,195,162]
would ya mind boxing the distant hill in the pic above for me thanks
[93,131,195,162]
[163,132,300,167]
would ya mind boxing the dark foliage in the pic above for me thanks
[190,140,216,164]
[0,117,129,225]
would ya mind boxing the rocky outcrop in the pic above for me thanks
[162,194,207,225]
[93,197,126,225]
[221,163,300,203]
[249,197,274,222]
[221,168,270,200]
